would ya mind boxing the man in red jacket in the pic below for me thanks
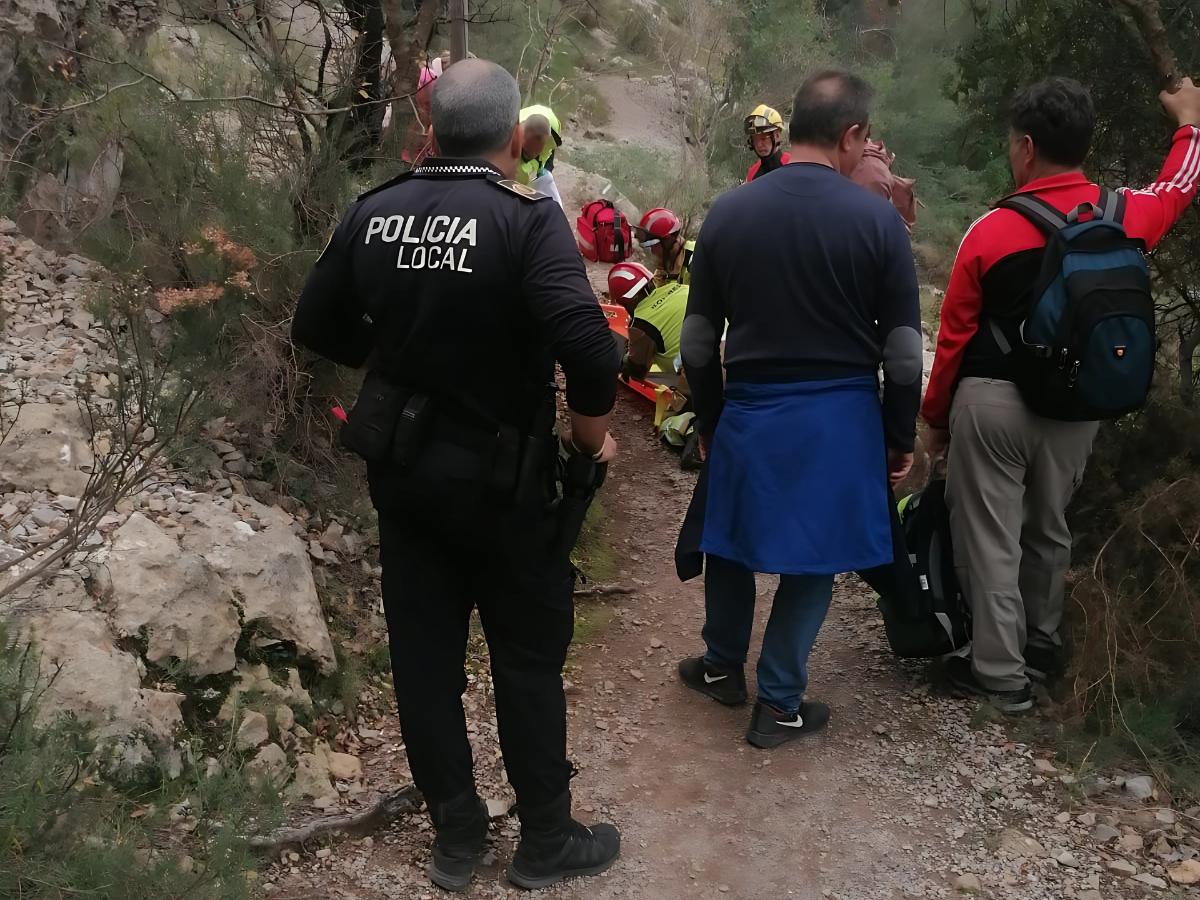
[923,75,1200,712]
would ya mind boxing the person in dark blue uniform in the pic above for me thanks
[291,59,621,893]
[675,70,923,749]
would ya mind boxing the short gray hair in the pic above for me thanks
[431,59,520,157]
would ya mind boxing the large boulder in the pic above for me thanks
[108,513,241,677]
[0,402,94,495]
[7,574,183,743]
[180,498,336,672]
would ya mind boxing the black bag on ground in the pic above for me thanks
[857,480,970,659]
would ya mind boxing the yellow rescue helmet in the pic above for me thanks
[744,104,784,147]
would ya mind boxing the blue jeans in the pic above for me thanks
[702,554,834,714]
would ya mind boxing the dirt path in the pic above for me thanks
[270,397,1186,900]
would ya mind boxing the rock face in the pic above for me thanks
[108,514,240,677]
[180,498,336,672]
[0,403,94,495]
[1,221,339,776]
[8,575,183,743]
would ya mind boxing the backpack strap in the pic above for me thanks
[1096,187,1126,224]
[612,209,626,260]
[997,193,1069,235]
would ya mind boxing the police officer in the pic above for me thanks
[291,59,621,893]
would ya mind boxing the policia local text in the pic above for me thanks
[364,214,478,272]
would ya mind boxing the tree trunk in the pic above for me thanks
[1108,0,1181,87]
[1180,323,1199,406]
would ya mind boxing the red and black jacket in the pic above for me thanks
[922,125,1200,429]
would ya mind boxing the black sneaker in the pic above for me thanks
[945,656,1034,714]
[745,700,830,749]
[507,792,620,890]
[1023,644,1066,685]
[428,791,488,892]
[678,656,748,706]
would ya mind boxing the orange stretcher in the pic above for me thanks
[600,302,677,427]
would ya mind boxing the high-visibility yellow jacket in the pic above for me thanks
[517,105,562,185]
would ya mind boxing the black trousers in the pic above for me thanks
[377,499,575,809]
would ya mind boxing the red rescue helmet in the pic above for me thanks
[635,208,682,247]
[607,261,655,304]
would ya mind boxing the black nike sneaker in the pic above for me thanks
[945,656,1034,714]
[745,700,831,749]
[507,792,620,890]
[677,656,748,706]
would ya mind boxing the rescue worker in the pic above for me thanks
[744,103,791,181]
[635,207,694,284]
[517,104,562,185]
[923,76,1200,712]
[607,261,688,380]
[676,69,922,748]
[291,59,621,892]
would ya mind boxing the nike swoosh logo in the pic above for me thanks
[775,717,806,728]
[703,673,728,684]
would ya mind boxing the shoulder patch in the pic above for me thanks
[357,170,413,202]
[494,178,549,201]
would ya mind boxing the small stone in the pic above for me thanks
[1155,809,1177,825]
[275,705,295,732]
[236,711,270,751]
[996,828,1045,858]
[1125,775,1156,801]
[486,798,512,819]
[1168,859,1200,885]
[1078,812,1097,827]
[923,797,938,808]
[1034,758,1059,774]
[1055,850,1081,868]
[649,637,664,649]
[1132,873,1167,889]
[326,752,362,781]
[954,873,983,893]
[247,743,288,780]
[718,886,730,894]
[1121,833,1146,853]
[1077,892,1103,900]
[1055,811,1072,824]
[1094,824,1122,843]
[629,669,644,681]
[315,848,331,859]
[1151,835,1174,858]
[1107,859,1138,876]
[873,724,888,735]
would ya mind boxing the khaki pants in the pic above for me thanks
[947,378,1099,692]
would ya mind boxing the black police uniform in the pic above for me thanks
[292,159,617,821]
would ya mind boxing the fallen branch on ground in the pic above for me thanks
[250,784,422,854]
[573,583,636,598]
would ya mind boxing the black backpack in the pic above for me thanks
[997,188,1155,422]
[858,481,970,659]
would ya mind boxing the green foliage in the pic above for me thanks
[570,144,712,221]
[0,628,279,899]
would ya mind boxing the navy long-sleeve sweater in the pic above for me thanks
[680,161,923,452]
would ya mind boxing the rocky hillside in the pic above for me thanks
[1,217,371,800]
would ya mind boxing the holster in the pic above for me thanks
[341,371,553,506]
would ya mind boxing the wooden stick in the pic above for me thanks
[574,583,637,598]
[249,785,421,853]
[1109,0,1182,88]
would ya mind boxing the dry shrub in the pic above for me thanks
[1067,476,1200,786]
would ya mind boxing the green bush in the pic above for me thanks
[0,628,280,899]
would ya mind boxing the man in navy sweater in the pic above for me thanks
[676,70,923,748]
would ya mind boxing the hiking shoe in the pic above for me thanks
[678,656,748,706]
[745,700,830,749]
[1023,645,1066,685]
[428,791,488,892]
[945,656,1034,714]
[508,792,620,890]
